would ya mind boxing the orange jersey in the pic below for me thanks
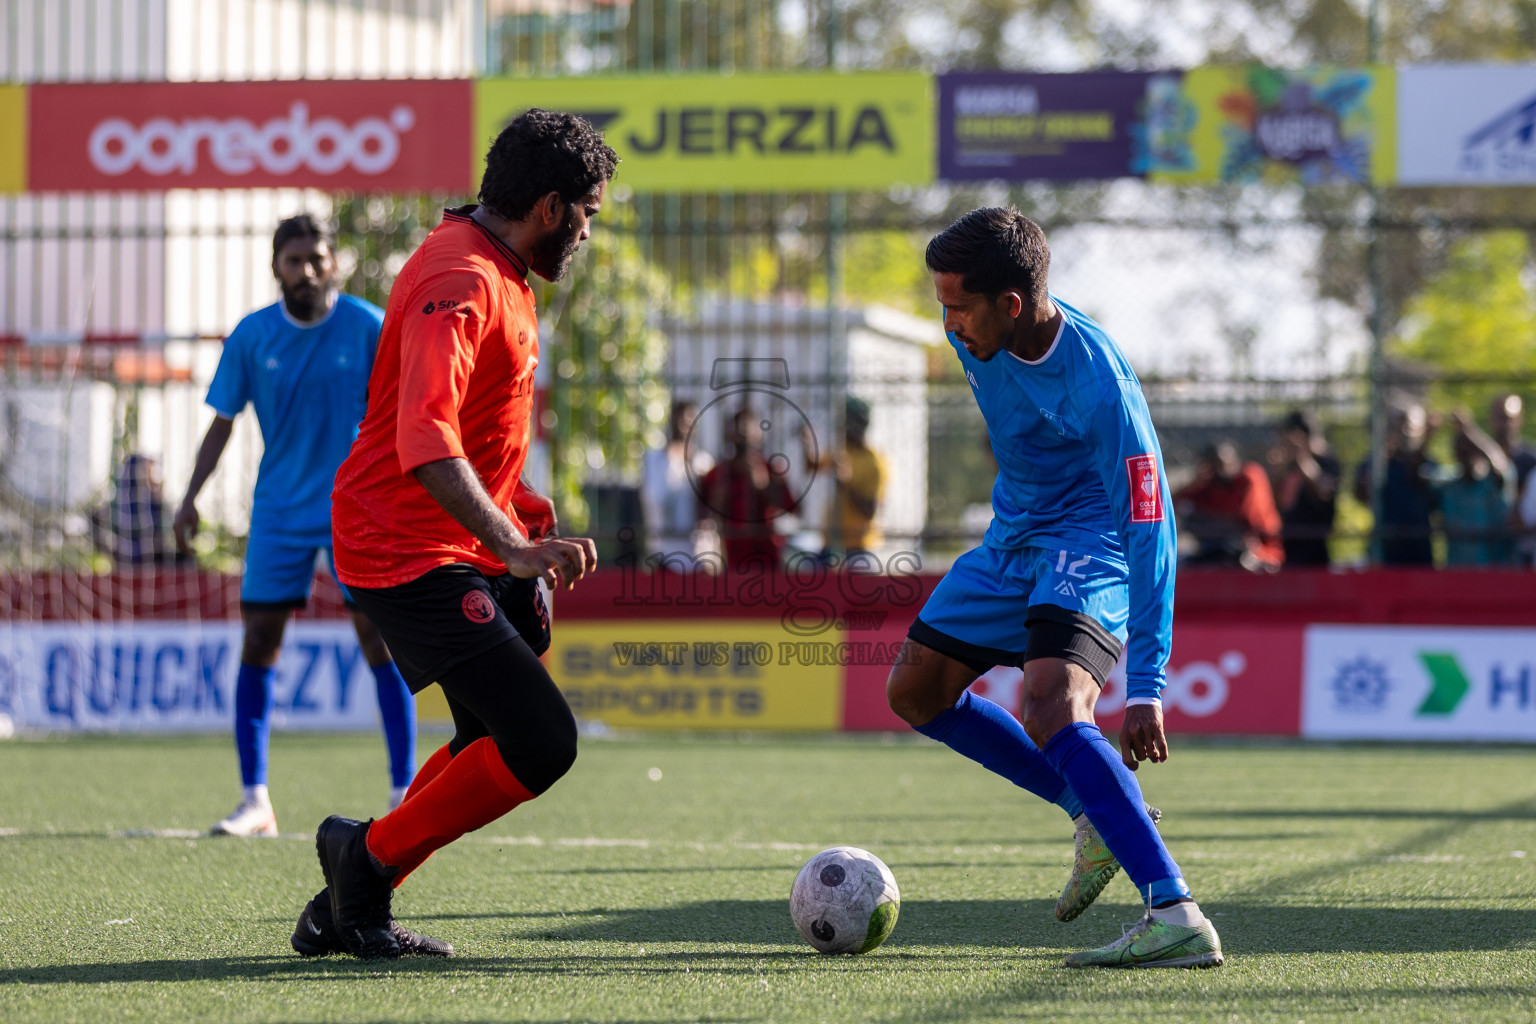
[332,207,538,588]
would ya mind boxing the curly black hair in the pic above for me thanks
[478,109,619,221]
[925,207,1050,306]
[271,213,331,264]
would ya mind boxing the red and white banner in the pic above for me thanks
[842,622,1305,735]
[28,80,473,193]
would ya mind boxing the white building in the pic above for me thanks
[661,300,941,555]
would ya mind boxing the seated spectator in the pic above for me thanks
[1174,442,1284,572]
[1269,410,1340,567]
[1354,404,1438,566]
[1437,409,1515,567]
[93,452,176,565]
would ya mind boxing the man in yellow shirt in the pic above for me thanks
[805,395,885,557]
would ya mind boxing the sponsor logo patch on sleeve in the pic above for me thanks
[1125,454,1164,523]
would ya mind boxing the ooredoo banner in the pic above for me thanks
[1302,624,1536,741]
[1398,65,1536,185]
[0,622,388,732]
[842,623,1306,734]
[27,80,473,193]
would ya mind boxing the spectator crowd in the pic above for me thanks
[1175,393,1536,571]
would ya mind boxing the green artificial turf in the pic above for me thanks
[2,731,1535,1023]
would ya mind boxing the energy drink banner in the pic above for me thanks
[938,72,1160,181]
[1146,67,1396,186]
[474,73,934,191]
[1398,65,1536,185]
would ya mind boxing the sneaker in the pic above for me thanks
[388,787,408,812]
[210,799,277,838]
[1055,805,1162,923]
[315,815,400,959]
[290,887,452,958]
[1064,910,1224,968]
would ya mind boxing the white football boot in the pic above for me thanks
[210,795,278,837]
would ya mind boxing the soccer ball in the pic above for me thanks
[789,846,900,954]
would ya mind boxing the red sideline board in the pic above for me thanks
[842,622,1305,735]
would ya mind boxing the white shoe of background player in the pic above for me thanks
[210,789,277,837]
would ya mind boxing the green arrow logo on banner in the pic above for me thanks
[1416,652,1471,715]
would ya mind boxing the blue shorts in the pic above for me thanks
[911,543,1128,678]
[241,531,353,609]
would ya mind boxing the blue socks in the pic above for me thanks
[236,660,415,791]
[372,661,416,789]
[233,662,275,787]
[1042,721,1189,905]
[915,690,1084,818]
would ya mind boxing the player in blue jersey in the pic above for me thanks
[886,208,1223,968]
[174,215,417,838]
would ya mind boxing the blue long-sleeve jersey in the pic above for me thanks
[950,296,1177,700]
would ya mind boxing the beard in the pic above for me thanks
[280,279,333,321]
[528,205,584,282]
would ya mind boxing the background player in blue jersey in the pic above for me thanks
[173,215,416,838]
[886,208,1223,968]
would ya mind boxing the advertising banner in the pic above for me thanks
[474,73,934,191]
[1398,65,1536,185]
[0,622,387,732]
[1148,66,1396,185]
[0,85,25,193]
[27,79,474,193]
[842,624,1306,735]
[550,620,842,730]
[1303,625,1536,741]
[937,72,1154,181]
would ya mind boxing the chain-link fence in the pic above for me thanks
[4,1,1536,598]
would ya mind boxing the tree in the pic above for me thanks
[1392,231,1536,418]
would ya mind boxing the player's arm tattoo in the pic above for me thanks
[413,456,530,563]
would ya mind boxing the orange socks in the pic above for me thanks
[366,736,535,877]
[386,741,456,887]
[404,742,454,803]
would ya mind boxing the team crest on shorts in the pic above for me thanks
[1125,454,1164,523]
[462,590,496,624]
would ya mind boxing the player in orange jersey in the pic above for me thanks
[288,110,616,959]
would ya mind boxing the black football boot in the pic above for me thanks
[290,887,454,957]
[314,815,400,959]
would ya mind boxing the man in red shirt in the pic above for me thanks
[289,110,616,960]
[1174,442,1284,572]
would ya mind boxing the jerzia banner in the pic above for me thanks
[474,72,934,191]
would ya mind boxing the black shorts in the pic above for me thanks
[907,604,1123,688]
[346,563,551,693]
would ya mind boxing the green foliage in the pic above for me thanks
[1393,231,1536,416]
[537,206,673,533]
